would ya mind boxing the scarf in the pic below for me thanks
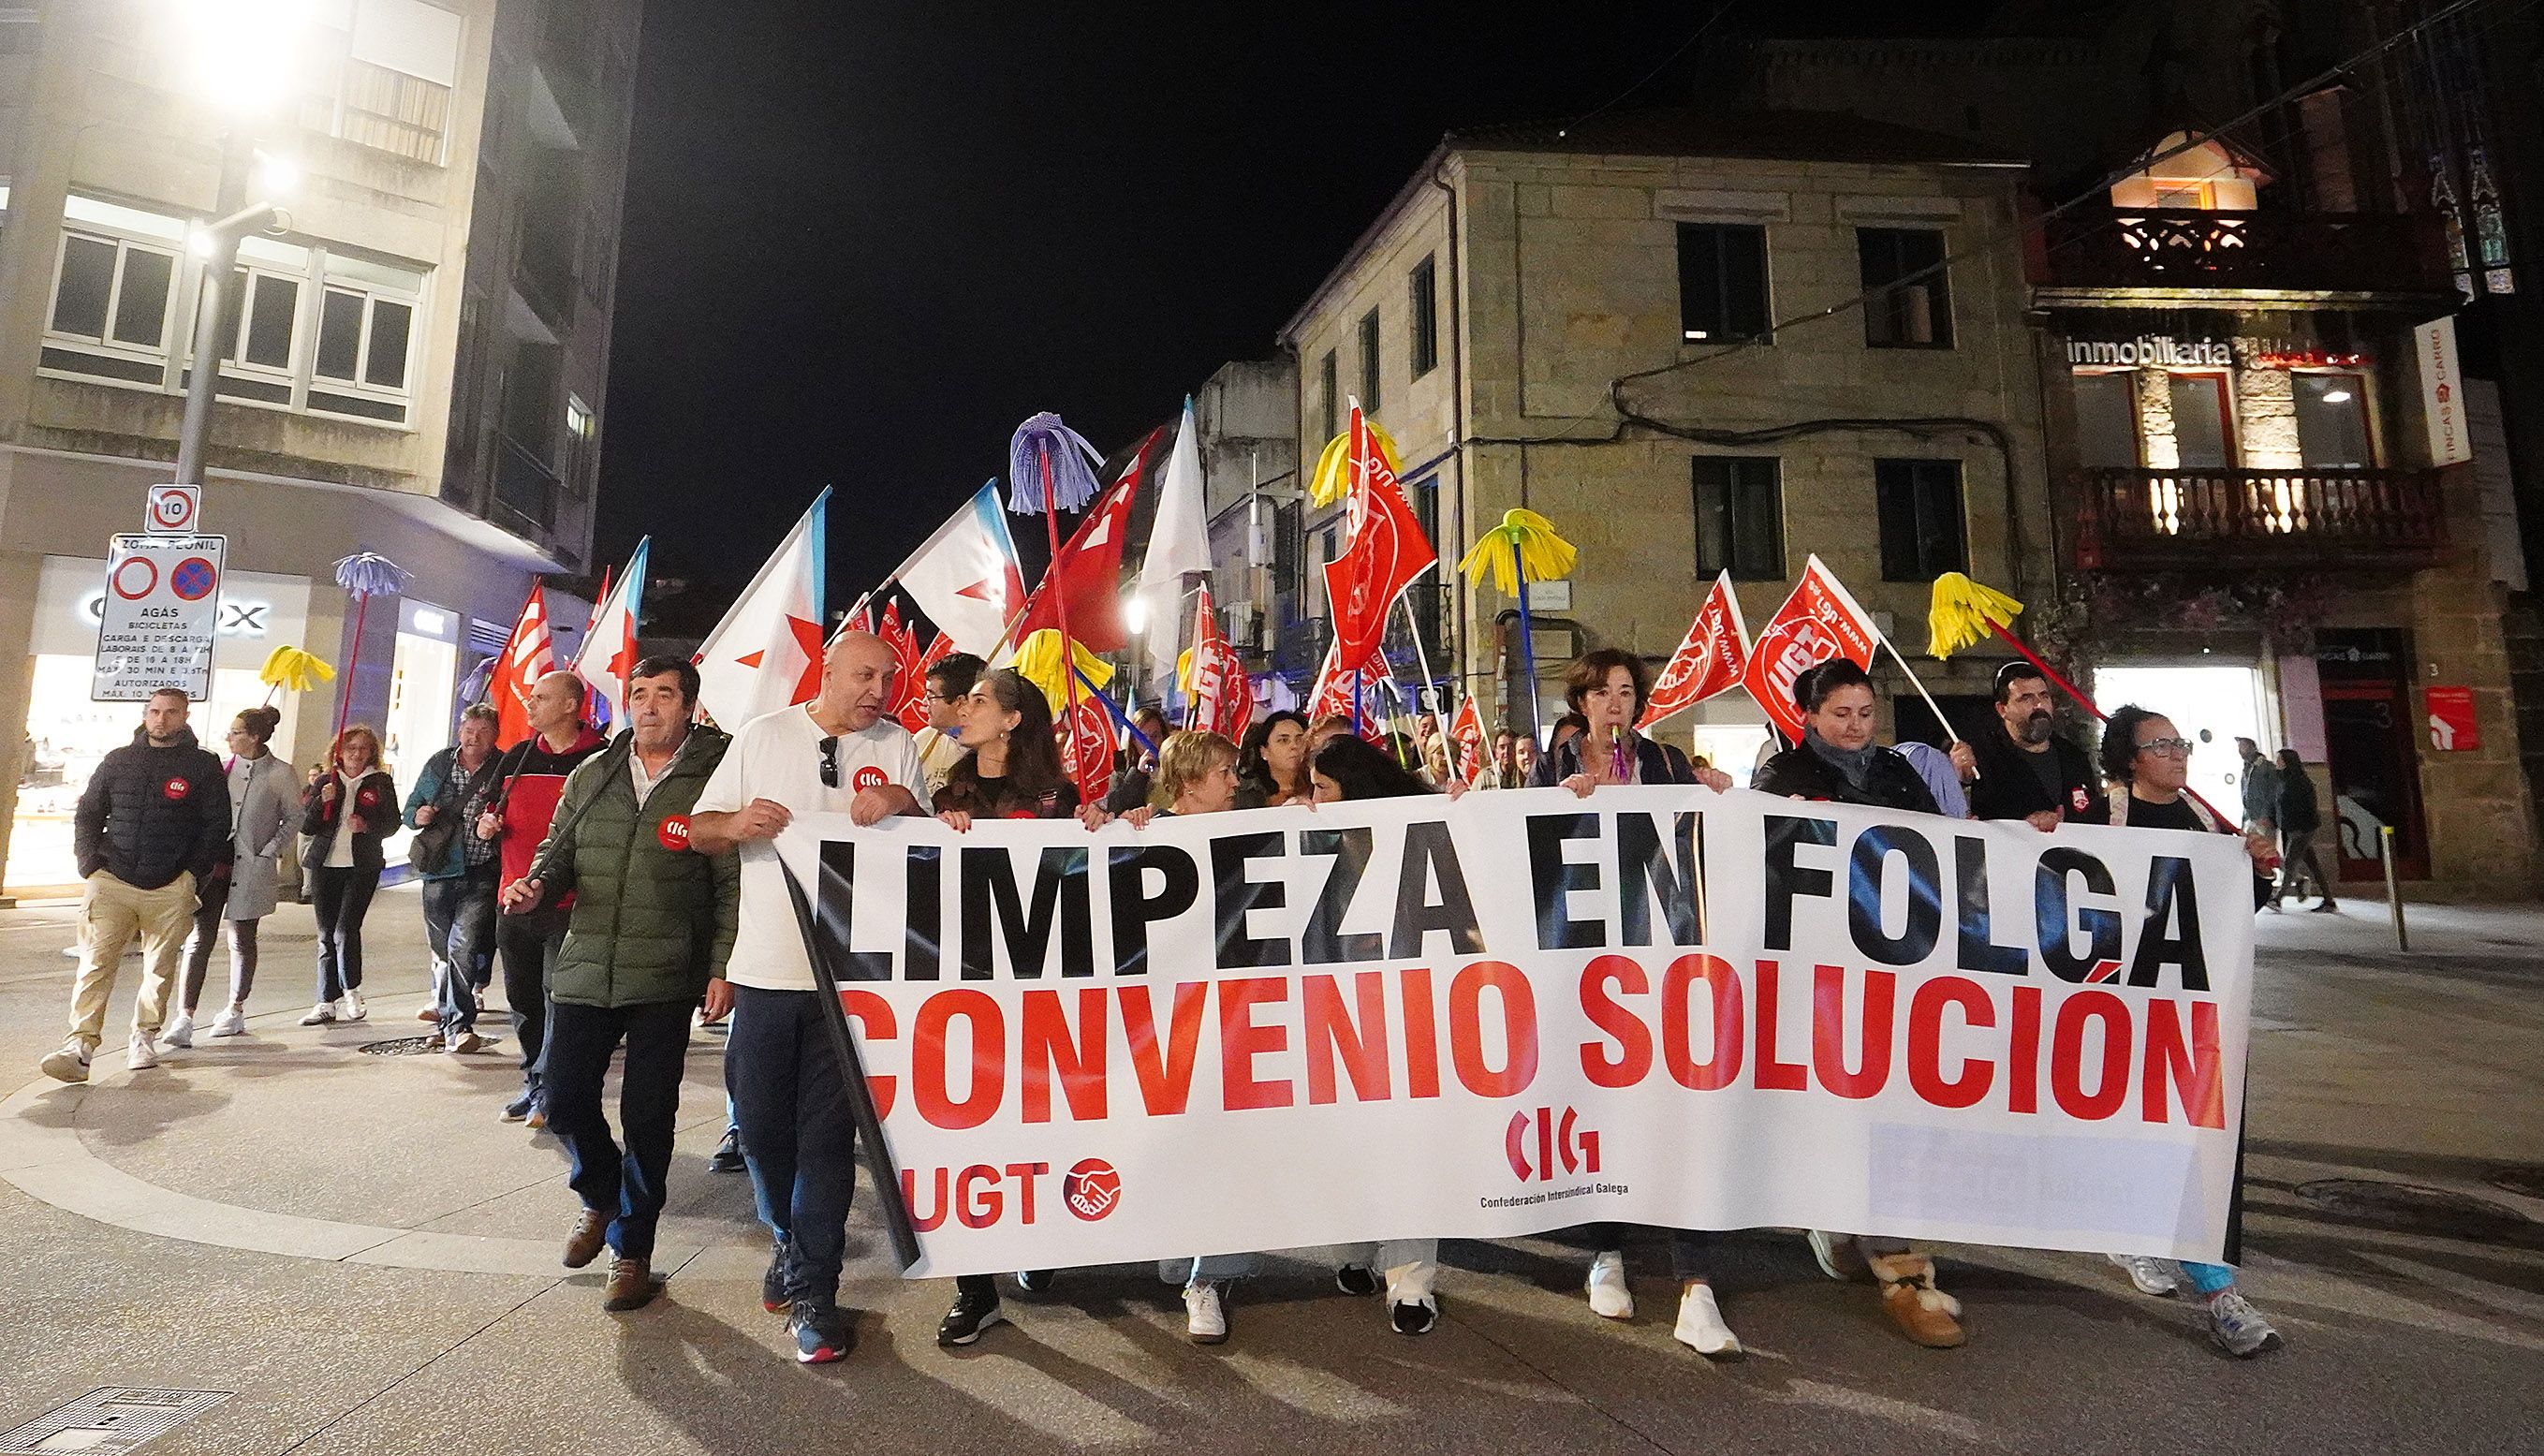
[1802,728,1877,791]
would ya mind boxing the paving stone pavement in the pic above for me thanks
[2,887,2540,1454]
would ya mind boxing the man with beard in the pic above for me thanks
[1964,662,2109,828]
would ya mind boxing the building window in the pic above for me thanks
[1874,459,1968,580]
[1691,457,1785,580]
[1676,223,1770,344]
[2167,373,2233,469]
[1317,348,1337,444]
[2072,372,2140,468]
[1858,228,1953,348]
[1357,309,1381,416]
[564,393,596,496]
[1408,255,1439,379]
[2294,373,2372,468]
[50,231,177,349]
[298,0,463,165]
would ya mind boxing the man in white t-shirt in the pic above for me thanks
[689,630,927,1366]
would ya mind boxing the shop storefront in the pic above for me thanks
[9,554,314,893]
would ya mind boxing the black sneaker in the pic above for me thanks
[790,1298,851,1365]
[937,1287,1006,1347]
[1335,1265,1379,1297]
[1390,1299,1439,1335]
[709,1126,745,1174]
[500,1092,536,1123]
[761,1246,789,1314]
[1014,1269,1057,1294]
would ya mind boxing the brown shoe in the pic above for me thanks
[1870,1255,1966,1348]
[563,1209,609,1269]
[603,1257,660,1312]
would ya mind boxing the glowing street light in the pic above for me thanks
[178,0,319,114]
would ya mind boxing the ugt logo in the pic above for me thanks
[1505,1106,1601,1183]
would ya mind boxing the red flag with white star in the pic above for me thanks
[695,493,826,728]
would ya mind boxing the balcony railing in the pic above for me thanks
[2033,206,2451,296]
[493,434,560,535]
[2074,467,2445,570]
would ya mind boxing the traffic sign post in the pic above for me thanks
[144,484,202,535]
[94,534,226,701]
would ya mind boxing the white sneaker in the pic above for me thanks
[39,1039,91,1083]
[125,1033,160,1071]
[299,1004,336,1026]
[1184,1281,1228,1344]
[210,1007,246,1037]
[336,991,367,1022]
[1585,1250,1634,1319]
[1806,1228,1870,1282]
[1672,1282,1742,1357]
[2108,1253,2182,1297]
[160,1013,195,1051]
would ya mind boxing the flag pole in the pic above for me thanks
[1392,561,1455,754]
[1037,442,1096,802]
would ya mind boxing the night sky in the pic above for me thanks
[598,2,1994,628]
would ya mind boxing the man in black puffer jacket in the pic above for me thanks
[42,687,228,1083]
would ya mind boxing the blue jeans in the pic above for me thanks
[546,998,692,1261]
[727,984,858,1304]
[420,867,496,1034]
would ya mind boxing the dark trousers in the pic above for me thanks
[309,865,379,1001]
[727,984,857,1303]
[546,998,694,1261]
[179,878,258,1014]
[497,907,568,1096]
[421,867,498,1033]
[1586,1223,1715,1281]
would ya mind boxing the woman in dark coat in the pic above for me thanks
[2272,747,2339,911]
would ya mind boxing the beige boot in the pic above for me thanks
[1869,1254,1965,1348]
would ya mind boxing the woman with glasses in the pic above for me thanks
[930,669,1114,1346]
[2094,704,2287,1358]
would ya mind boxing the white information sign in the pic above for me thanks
[144,483,202,535]
[94,534,226,701]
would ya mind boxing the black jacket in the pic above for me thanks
[1753,743,1939,814]
[74,726,228,890]
[302,769,398,875]
[2276,765,2322,834]
[1526,733,1702,787]
[1965,724,2110,824]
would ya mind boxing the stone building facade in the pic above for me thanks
[1277,110,2051,775]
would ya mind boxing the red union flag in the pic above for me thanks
[1321,405,1436,677]
[1064,693,1114,794]
[487,582,554,748]
[1449,694,1487,785]
[1187,585,1250,740]
[1639,571,1753,732]
[882,601,927,731]
[1738,554,1879,743]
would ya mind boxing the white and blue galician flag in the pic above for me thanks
[897,481,1029,656]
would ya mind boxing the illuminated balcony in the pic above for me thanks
[2032,206,2453,299]
[2074,467,2446,570]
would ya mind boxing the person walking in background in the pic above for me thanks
[39,688,228,1083]
[2098,704,2287,1358]
[2273,747,2340,913]
[2236,737,2280,841]
[297,726,394,1026]
[405,705,505,1052]
[909,650,984,797]
[503,656,738,1314]
[929,668,1114,1346]
[1234,711,1311,808]
[688,631,928,1366]
[163,706,291,1048]
[482,670,608,1124]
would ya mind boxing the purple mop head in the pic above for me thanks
[1006,412,1104,515]
[332,552,411,597]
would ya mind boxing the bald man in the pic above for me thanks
[481,669,608,1124]
[690,630,928,1365]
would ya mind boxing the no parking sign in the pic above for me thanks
[94,534,226,701]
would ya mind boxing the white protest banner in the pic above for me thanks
[777,786,2252,1278]
[95,533,226,701]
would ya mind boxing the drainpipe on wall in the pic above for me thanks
[1428,160,1475,711]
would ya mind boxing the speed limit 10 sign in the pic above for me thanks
[145,483,201,535]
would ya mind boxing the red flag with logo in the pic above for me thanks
[905,630,956,733]
[1738,553,1879,744]
[486,582,554,749]
[1640,571,1754,731]
[1009,428,1163,656]
[1448,694,1487,785]
[1320,405,1436,678]
[881,601,927,731]
[1187,585,1251,740]
[1063,693,1114,795]
[1307,640,1394,740]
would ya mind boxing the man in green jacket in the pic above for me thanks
[501,655,738,1312]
